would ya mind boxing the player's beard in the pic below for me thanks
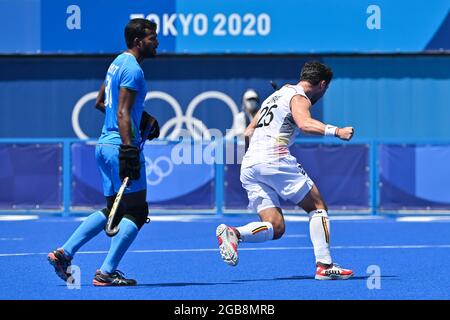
[310,91,325,105]
[143,46,156,58]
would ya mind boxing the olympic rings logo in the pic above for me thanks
[71,90,240,140]
[145,156,173,186]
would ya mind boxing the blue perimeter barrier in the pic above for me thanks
[1,138,450,216]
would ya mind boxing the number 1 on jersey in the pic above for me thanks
[104,75,112,108]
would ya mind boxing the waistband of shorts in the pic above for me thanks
[96,143,119,148]
[242,153,295,167]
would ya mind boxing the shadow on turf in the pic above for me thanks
[232,275,399,282]
[128,282,237,288]
[57,282,237,288]
[56,276,399,288]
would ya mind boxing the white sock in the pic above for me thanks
[236,222,274,243]
[308,210,332,265]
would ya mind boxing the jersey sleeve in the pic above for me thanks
[119,66,143,91]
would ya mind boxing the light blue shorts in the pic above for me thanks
[95,144,147,197]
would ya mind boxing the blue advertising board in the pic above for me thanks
[0,0,449,54]
[379,145,450,211]
[225,144,370,211]
[0,143,62,209]
[71,142,215,210]
[1,55,450,141]
[0,55,310,139]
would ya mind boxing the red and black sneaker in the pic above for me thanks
[47,248,72,281]
[92,269,137,286]
[315,262,354,280]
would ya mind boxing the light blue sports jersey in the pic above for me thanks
[98,52,147,146]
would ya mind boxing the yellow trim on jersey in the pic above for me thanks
[276,136,290,146]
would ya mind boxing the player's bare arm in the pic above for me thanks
[95,82,106,114]
[244,109,261,148]
[117,87,137,145]
[290,95,354,141]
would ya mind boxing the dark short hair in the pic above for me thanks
[300,61,333,85]
[124,18,157,49]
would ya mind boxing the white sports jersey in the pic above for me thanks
[241,84,310,168]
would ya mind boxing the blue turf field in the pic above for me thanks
[0,214,449,300]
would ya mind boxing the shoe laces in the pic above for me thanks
[56,249,72,265]
[110,270,126,279]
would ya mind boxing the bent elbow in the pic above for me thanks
[95,103,104,112]
[298,118,312,133]
[117,110,126,121]
[298,123,309,133]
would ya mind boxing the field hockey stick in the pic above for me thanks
[104,121,153,237]
[105,176,129,237]
[270,80,279,91]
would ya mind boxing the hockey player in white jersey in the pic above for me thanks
[216,61,354,280]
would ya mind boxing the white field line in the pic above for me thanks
[396,216,450,222]
[0,215,39,221]
[283,234,307,238]
[1,244,450,258]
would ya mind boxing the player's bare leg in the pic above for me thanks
[216,207,284,266]
[298,185,353,280]
[256,207,285,239]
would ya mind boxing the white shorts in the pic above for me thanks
[240,156,314,213]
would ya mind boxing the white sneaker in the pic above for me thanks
[216,224,239,266]
[315,263,354,280]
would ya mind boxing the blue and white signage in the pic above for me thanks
[0,0,448,54]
